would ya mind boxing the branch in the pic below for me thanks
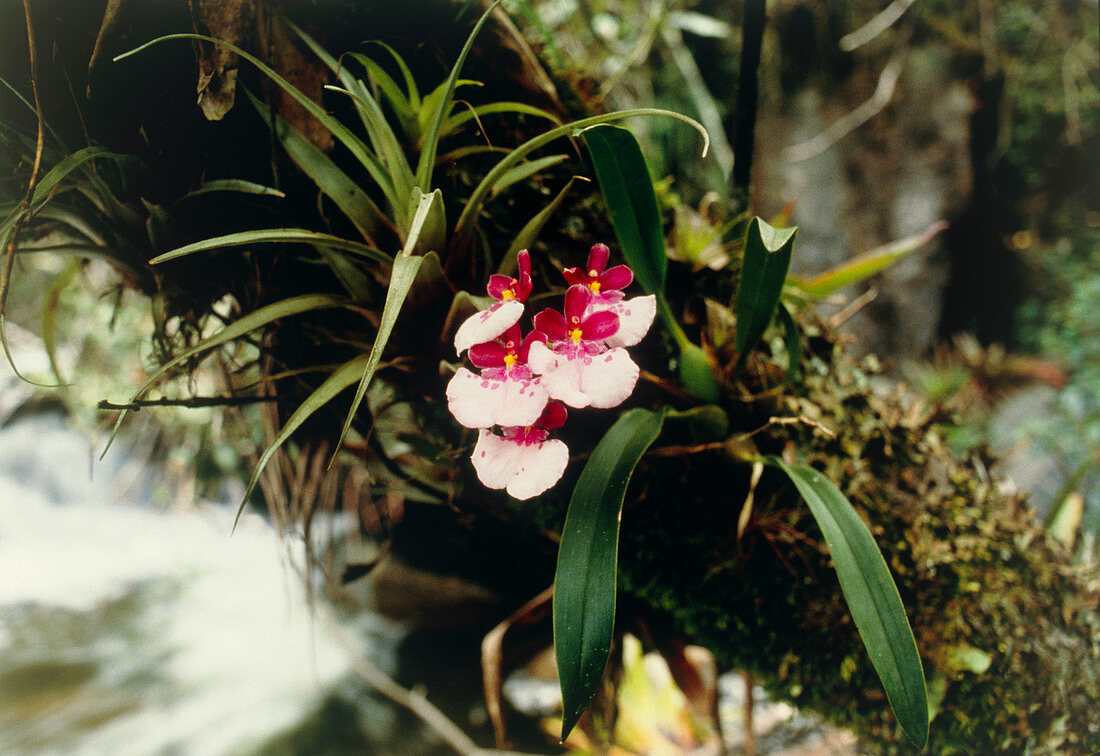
[97,395,278,411]
[839,0,919,52]
[785,57,903,163]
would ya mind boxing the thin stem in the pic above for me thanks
[730,0,766,212]
[97,395,278,411]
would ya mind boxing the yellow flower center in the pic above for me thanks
[588,281,601,293]
[569,328,583,343]
[504,353,518,367]
[501,289,515,300]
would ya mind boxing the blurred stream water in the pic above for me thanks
[0,413,433,755]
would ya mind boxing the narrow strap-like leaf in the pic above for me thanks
[555,407,666,740]
[734,217,796,359]
[499,177,576,274]
[178,179,285,200]
[776,301,802,386]
[581,124,666,294]
[766,457,928,748]
[332,191,438,459]
[149,229,389,265]
[101,294,348,457]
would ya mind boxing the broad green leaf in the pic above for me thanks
[489,154,568,198]
[102,294,347,456]
[114,35,397,211]
[453,108,707,252]
[414,0,502,187]
[555,407,667,740]
[776,301,802,385]
[333,191,438,457]
[149,229,389,265]
[791,220,948,298]
[499,177,576,274]
[582,125,666,294]
[179,179,285,200]
[766,457,928,748]
[248,91,387,243]
[734,217,795,358]
[237,352,370,525]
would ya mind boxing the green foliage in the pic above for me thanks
[554,407,666,739]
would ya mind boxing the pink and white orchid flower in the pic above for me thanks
[446,324,550,429]
[527,285,640,409]
[563,243,656,349]
[453,250,535,355]
[471,402,569,500]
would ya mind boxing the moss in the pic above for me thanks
[615,327,1099,753]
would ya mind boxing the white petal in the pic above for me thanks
[596,295,656,348]
[506,439,570,500]
[528,342,590,408]
[446,368,497,428]
[495,376,550,427]
[578,348,639,408]
[453,300,524,354]
[471,431,525,489]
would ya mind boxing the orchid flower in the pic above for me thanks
[563,243,656,349]
[527,285,640,409]
[453,250,534,355]
[471,401,570,500]
[446,324,550,428]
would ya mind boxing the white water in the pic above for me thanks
[0,415,405,755]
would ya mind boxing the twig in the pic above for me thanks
[839,0,919,52]
[828,287,878,327]
[649,415,835,457]
[97,395,278,411]
[785,57,903,163]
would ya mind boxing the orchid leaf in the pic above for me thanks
[441,100,561,136]
[735,217,795,359]
[179,179,285,200]
[766,457,928,748]
[776,302,802,385]
[555,407,667,740]
[581,125,666,294]
[489,153,569,197]
[149,229,389,265]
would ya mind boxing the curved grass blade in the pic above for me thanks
[101,294,347,457]
[41,258,81,386]
[792,220,948,298]
[236,352,369,528]
[26,147,128,207]
[489,153,568,197]
[499,177,576,274]
[766,456,928,748]
[735,217,795,360]
[247,91,387,243]
[441,101,561,136]
[149,229,389,265]
[555,407,666,740]
[581,125,666,294]
[414,0,503,188]
[453,108,708,250]
[179,179,285,200]
[331,191,438,461]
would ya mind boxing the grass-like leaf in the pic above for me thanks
[766,456,928,748]
[555,407,666,740]
[776,301,802,385]
[179,179,285,200]
[332,191,438,459]
[735,217,795,359]
[149,229,389,265]
[790,220,947,298]
[453,108,707,253]
[500,177,577,274]
[101,294,348,457]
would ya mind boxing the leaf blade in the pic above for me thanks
[766,457,928,748]
[149,229,389,265]
[555,407,666,739]
[734,217,796,357]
